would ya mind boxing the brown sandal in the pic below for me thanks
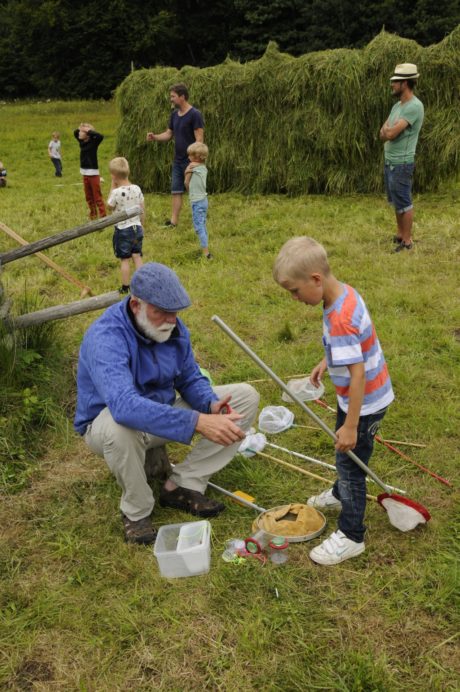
[159,486,225,518]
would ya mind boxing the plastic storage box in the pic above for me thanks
[153,520,211,578]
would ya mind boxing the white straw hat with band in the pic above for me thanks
[390,63,420,81]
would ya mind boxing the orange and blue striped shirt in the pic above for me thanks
[322,284,394,415]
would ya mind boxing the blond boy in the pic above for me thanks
[185,142,211,259]
[107,157,145,293]
[274,237,394,565]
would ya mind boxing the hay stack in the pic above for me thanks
[116,27,460,195]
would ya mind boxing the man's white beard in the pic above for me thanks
[135,303,175,343]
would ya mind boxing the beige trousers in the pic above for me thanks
[84,383,259,521]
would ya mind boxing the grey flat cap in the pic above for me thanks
[130,262,191,311]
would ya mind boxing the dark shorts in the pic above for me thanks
[113,225,144,259]
[384,163,415,214]
[171,160,189,194]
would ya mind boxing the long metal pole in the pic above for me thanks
[212,315,391,495]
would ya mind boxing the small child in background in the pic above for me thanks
[273,237,394,566]
[184,142,211,259]
[0,161,7,188]
[48,131,62,177]
[107,157,145,294]
[74,123,106,220]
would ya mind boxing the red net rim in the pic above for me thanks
[377,493,431,522]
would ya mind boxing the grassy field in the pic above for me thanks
[0,100,459,691]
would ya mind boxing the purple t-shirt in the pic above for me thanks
[168,107,204,162]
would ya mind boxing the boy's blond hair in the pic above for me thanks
[52,131,60,138]
[109,156,130,178]
[187,142,208,162]
[273,236,330,283]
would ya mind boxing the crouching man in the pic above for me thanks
[74,262,259,544]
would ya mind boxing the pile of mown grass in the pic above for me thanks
[116,27,460,195]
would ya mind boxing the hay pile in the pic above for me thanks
[116,27,460,195]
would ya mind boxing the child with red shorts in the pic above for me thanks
[74,123,106,220]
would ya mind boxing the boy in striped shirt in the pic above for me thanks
[274,237,394,565]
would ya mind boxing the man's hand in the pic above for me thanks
[195,406,244,446]
[146,132,156,142]
[335,424,358,453]
[310,358,327,388]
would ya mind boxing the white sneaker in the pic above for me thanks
[307,488,342,509]
[309,530,365,565]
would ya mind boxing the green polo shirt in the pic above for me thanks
[384,95,424,165]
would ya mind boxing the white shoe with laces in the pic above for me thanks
[307,487,342,509]
[309,529,365,565]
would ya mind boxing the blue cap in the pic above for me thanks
[130,262,191,311]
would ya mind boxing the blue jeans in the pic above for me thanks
[51,157,62,177]
[191,198,209,248]
[171,160,189,194]
[384,162,415,213]
[332,406,387,542]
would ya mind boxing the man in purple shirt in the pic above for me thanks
[147,83,204,228]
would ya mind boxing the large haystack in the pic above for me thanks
[116,28,460,194]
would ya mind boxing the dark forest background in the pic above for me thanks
[1,0,459,99]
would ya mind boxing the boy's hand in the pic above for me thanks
[310,358,327,387]
[185,162,199,173]
[146,132,155,141]
[335,424,357,452]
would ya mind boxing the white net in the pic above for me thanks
[281,377,325,403]
[238,432,267,457]
[258,406,295,434]
[379,495,430,532]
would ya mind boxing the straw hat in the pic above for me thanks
[390,63,420,81]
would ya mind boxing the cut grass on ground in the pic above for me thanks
[0,100,459,690]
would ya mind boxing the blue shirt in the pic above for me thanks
[168,107,204,162]
[74,299,218,444]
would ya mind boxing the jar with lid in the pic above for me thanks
[268,536,289,564]
[244,530,270,554]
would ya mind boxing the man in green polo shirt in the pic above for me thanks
[379,63,424,253]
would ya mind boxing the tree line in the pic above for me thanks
[1,0,459,99]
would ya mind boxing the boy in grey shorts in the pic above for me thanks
[108,157,145,293]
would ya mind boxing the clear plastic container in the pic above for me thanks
[268,536,289,564]
[245,530,271,554]
[154,520,210,578]
[221,538,246,562]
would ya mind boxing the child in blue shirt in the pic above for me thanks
[184,143,211,259]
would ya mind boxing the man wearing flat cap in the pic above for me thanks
[75,262,259,544]
[379,63,424,252]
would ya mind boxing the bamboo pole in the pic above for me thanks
[253,449,377,502]
[0,222,92,297]
[0,207,140,265]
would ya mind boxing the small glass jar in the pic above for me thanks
[268,536,289,564]
[245,530,270,554]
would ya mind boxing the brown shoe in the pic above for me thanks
[121,513,157,545]
[159,486,225,518]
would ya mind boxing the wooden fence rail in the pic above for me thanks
[0,206,140,266]
[8,292,121,330]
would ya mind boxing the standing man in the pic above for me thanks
[379,63,424,252]
[146,83,204,228]
[74,262,259,545]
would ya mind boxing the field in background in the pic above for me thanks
[0,100,459,690]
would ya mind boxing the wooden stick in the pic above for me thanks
[254,450,377,502]
[0,206,140,265]
[375,435,452,488]
[9,291,121,329]
[381,438,426,449]
[0,222,92,297]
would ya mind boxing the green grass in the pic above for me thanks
[0,100,459,690]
